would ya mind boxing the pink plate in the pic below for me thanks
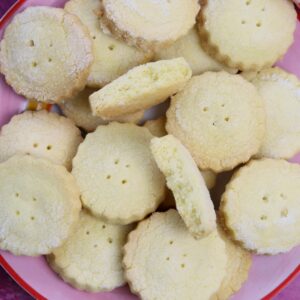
[0,1,300,299]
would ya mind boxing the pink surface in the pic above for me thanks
[0,1,300,300]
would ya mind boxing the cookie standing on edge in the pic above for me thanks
[155,27,236,76]
[198,0,296,71]
[0,7,93,103]
[64,0,152,88]
[47,211,133,292]
[151,135,216,239]
[99,0,200,51]
[166,72,265,172]
[60,88,144,132]
[72,122,165,225]
[89,58,192,119]
[0,110,83,170]
[123,210,227,300]
[251,67,300,159]
[220,159,300,255]
[0,155,81,256]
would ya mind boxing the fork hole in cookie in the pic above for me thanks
[166,257,170,261]
[122,179,127,185]
[241,20,246,25]
[92,36,96,40]
[33,197,37,202]
[46,145,52,150]
[108,44,115,51]
[245,0,251,5]
[32,62,38,68]
[212,122,216,127]
[16,210,20,216]
[15,193,19,197]
[262,196,268,202]
[281,208,288,218]
[221,104,225,107]
[280,193,285,199]
[224,117,230,122]
[114,159,119,165]
[256,22,262,28]
[261,7,265,11]
[30,216,35,221]
[49,42,53,47]
[33,143,38,148]
[107,237,113,244]
[260,215,267,221]
[181,264,185,268]
[106,175,111,179]
[202,107,208,112]
[86,231,90,235]
[102,225,106,229]
[28,40,34,47]
[126,164,130,168]
[48,58,52,63]
[169,240,174,245]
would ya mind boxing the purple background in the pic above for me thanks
[0,1,299,299]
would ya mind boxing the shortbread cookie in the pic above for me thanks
[166,72,265,172]
[123,210,227,300]
[72,123,165,224]
[216,227,252,300]
[220,159,300,255]
[60,88,144,132]
[155,27,236,75]
[151,135,216,239]
[144,117,167,137]
[198,0,296,71]
[251,68,300,159]
[202,170,217,190]
[0,7,93,103]
[90,58,192,118]
[0,110,82,170]
[0,155,81,256]
[47,211,132,292]
[64,0,151,87]
[99,0,200,51]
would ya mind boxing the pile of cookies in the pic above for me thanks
[0,0,299,299]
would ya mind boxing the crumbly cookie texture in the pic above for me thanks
[0,155,81,256]
[0,110,82,170]
[216,226,252,300]
[166,72,265,172]
[47,210,133,292]
[99,0,200,51]
[64,0,152,88]
[89,58,192,119]
[220,158,300,255]
[123,210,227,300]
[0,6,93,103]
[198,0,296,71]
[251,67,300,159]
[72,122,165,224]
[144,117,167,138]
[155,27,236,75]
[60,88,144,132]
[151,135,216,239]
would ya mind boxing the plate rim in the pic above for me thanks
[0,1,299,299]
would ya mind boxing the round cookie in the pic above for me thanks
[251,67,300,159]
[47,210,132,292]
[166,72,265,172]
[0,7,93,103]
[89,58,192,119]
[0,110,82,170]
[0,155,81,256]
[99,0,200,51]
[151,135,216,239]
[197,0,296,71]
[123,210,227,300]
[220,159,300,255]
[60,88,144,132]
[155,27,236,76]
[72,122,165,224]
[216,227,252,300]
[144,117,167,138]
[64,0,152,88]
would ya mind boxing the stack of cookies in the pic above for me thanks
[0,0,299,299]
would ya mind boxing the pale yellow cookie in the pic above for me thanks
[0,155,81,256]
[99,0,200,51]
[251,67,300,159]
[155,27,237,75]
[64,0,151,88]
[89,58,192,119]
[144,117,167,137]
[47,210,132,292]
[216,227,252,300]
[72,123,165,224]
[166,72,265,172]
[151,135,216,239]
[198,0,296,71]
[0,7,93,103]
[123,210,227,300]
[220,159,300,255]
[201,169,217,190]
[0,110,82,170]
[60,88,144,132]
